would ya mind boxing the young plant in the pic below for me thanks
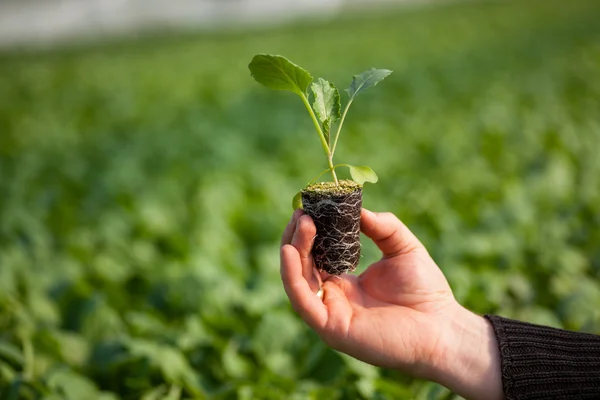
[249,54,392,274]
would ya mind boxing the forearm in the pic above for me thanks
[425,306,504,400]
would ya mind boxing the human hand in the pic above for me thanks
[280,209,503,400]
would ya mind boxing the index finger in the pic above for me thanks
[281,209,304,247]
[280,244,327,331]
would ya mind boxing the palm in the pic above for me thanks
[322,247,455,368]
[280,209,458,372]
[358,249,452,311]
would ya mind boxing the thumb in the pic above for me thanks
[360,209,424,258]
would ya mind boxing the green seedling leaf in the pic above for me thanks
[249,54,313,96]
[292,192,303,210]
[330,68,392,157]
[346,68,392,101]
[311,78,341,144]
[348,165,378,185]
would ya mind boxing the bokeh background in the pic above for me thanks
[1,0,600,398]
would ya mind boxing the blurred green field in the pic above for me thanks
[1,0,600,398]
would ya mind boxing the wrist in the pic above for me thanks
[426,306,504,400]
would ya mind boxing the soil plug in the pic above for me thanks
[302,180,362,274]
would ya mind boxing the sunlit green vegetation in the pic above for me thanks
[1,0,599,398]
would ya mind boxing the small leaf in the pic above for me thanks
[47,368,100,400]
[292,192,303,210]
[249,54,312,95]
[348,165,378,185]
[311,78,341,143]
[346,68,392,101]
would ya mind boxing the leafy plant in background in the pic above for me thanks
[0,1,599,398]
[249,54,391,274]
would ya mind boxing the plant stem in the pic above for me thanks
[300,93,339,184]
[308,163,354,186]
[327,154,338,184]
[331,99,353,157]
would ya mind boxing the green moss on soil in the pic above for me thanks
[303,180,361,195]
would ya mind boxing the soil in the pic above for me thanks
[301,180,362,275]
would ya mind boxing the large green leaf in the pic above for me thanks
[346,68,392,101]
[127,339,202,395]
[249,54,313,95]
[311,78,341,144]
[46,369,100,400]
[348,165,378,185]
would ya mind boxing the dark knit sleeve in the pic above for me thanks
[484,315,600,400]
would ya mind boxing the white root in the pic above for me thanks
[303,189,362,275]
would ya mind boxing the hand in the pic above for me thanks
[280,209,503,400]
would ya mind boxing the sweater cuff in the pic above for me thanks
[485,315,600,400]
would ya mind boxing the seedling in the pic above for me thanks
[249,54,392,274]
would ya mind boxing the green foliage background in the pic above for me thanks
[1,0,600,398]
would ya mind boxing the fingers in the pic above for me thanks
[280,211,354,341]
[281,209,304,246]
[280,245,327,330]
[360,208,423,258]
[291,215,320,293]
[321,278,353,340]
